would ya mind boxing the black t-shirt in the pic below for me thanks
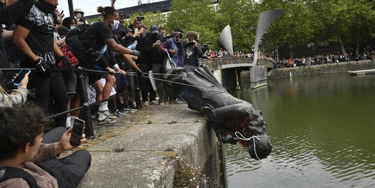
[68,22,114,68]
[0,0,34,70]
[17,5,55,65]
[184,43,203,67]
[79,22,113,51]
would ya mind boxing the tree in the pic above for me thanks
[259,0,315,58]
[216,0,258,53]
[165,0,218,49]
[310,0,375,55]
[127,11,168,29]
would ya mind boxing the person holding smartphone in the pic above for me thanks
[0,0,35,79]
[0,103,91,187]
[0,69,67,144]
[0,69,29,107]
[183,31,203,68]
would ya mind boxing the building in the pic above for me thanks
[84,0,219,21]
[84,0,172,21]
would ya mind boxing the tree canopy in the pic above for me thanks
[112,0,375,57]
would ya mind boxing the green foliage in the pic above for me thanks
[165,0,218,49]
[127,11,168,30]
[216,0,258,52]
[174,156,207,187]
[112,0,375,56]
[86,15,103,24]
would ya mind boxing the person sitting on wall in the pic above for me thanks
[0,103,91,187]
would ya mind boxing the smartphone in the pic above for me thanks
[13,69,31,86]
[70,118,85,147]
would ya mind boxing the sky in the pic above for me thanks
[57,0,165,17]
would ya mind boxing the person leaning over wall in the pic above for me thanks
[67,6,142,124]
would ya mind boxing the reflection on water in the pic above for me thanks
[226,73,375,188]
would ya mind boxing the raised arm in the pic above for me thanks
[105,38,139,56]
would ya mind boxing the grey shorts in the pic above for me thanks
[62,71,77,94]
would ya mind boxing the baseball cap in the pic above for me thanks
[151,25,158,34]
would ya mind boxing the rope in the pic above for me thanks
[235,131,267,163]
[143,75,224,93]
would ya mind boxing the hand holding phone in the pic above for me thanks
[13,69,31,87]
[70,118,85,147]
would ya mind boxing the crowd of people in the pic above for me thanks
[0,0,209,186]
[273,51,375,69]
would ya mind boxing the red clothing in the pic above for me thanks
[57,45,79,68]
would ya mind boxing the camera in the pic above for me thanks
[86,48,98,61]
[136,16,144,21]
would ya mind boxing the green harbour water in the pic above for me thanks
[226,73,375,188]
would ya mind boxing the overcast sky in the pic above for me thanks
[58,0,165,17]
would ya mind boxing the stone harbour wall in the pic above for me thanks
[267,60,375,78]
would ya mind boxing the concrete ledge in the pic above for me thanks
[77,104,220,188]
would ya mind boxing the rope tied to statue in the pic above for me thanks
[235,131,268,163]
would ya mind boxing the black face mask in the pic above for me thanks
[151,33,158,39]
[35,0,57,13]
[35,0,58,22]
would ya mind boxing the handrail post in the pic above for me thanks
[77,69,95,140]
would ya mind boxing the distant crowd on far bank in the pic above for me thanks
[274,51,375,69]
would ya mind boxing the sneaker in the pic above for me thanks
[174,98,185,104]
[124,108,137,113]
[90,113,98,119]
[98,109,117,119]
[129,101,136,109]
[150,100,158,105]
[113,109,126,117]
[143,101,149,106]
[98,117,116,125]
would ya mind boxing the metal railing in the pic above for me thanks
[0,67,140,140]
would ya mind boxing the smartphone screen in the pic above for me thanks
[70,118,85,146]
[13,69,30,86]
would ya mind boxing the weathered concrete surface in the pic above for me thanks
[250,65,268,89]
[268,60,375,78]
[77,104,220,188]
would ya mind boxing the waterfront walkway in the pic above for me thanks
[76,103,216,188]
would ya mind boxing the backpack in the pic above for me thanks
[0,166,38,188]
[65,24,91,47]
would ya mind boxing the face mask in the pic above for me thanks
[70,26,76,30]
[111,20,120,30]
[76,13,82,19]
[174,38,180,43]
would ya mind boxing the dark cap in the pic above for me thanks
[172,28,183,37]
[56,26,69,37]
[113,24,127,34]
[151,25,158,34]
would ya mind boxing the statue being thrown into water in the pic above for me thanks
[164,66,272,160]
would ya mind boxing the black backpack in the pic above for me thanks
[0,166,38,188]
[65,24,91,47]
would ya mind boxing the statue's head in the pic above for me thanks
[238,109,272,160]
